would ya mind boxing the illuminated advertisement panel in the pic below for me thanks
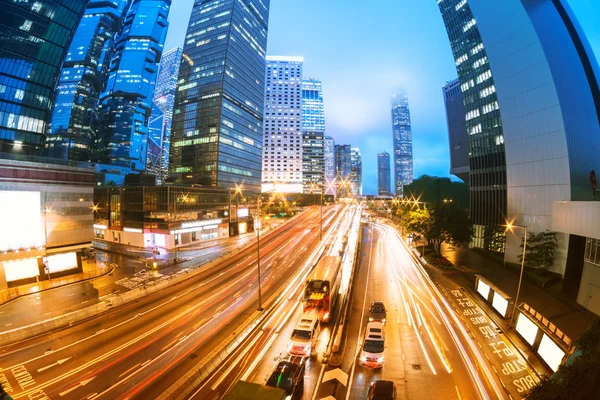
[3,258,39,282]
[538,334,565,372]
[46,252,78,273]
[516,313,538,346]
[492,292,509,317]
[237,208,249,218]
[0,191,44,251]
[476,279,491,299]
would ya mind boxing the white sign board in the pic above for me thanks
[538,334,565,372]
[492,292,509,317]
[516,313,538,346]
[477,279,491,299]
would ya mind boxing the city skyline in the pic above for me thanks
[164,0,600,195]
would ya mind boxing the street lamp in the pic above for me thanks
[506,222,527,327]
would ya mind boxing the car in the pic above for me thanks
[368,301,387,323]
[359,322,385,368]
[265,356,305,400]
[367,380,397,400]
[287,314,320,357]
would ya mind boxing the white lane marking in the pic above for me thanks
[5,323,12,327]
[59,376,96,397]
[68,293,75,297]
[37,357,72,373]
[455,385,463,400]
[141,359,152,367]
[81,301,88,305]
[95,329,105,335]
[118,363,141,379]
[86,393,98,399]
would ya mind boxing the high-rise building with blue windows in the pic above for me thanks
[146,46,182,183]
[46,0,131,162]
[335,144,351,197]
[0,0,87,155]
[443,79,469,184]
[302,78,325,193]
[95,0,170,175]
[378,151,391,196]
[391,90,413,197]
[350,147,362,196]
[324,136,336,196]
[170,0,270,192]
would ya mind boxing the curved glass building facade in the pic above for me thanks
[438,0,600,273]
[46,0,131,162]
[95,0,171,173]
[0,0,87,155]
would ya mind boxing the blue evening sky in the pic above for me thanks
[164,1,600,195]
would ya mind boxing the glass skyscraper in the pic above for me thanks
[335,144,351,197]
[324,136,336,195]
[147,46,182,183]
[302,78,325,193]
[443,79,469,184]
[378,151,391,196]
[391,91,413,197]
[95,0,171,174]
[170,0,270,192]
[0,0,87,155]
[46,0,131,162]
[438,1,505,227]
[350,147,362,196]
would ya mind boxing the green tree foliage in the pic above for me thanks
[518,230,559,270]
[527,317,600,399]
[402,203,473,252]
[403,175,470,209]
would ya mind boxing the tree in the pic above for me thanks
[405,207,432,244]
[518,230,558,270]
[527,317,600,399]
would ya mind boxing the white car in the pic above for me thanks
[287,314,320,357]
[359,322,385,368]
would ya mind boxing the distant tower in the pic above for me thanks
[335,144,352,197]
[302,78,325,193]
[170,0,270,191]
[324,136,336,195]
[391,91,413,197]
[378,152,391,196]
[146,47,183,183]
[262,56,304,193]
[95,0,171,176]
[350,148,362,196]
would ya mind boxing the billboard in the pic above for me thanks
[516,313,539,346]
[538,334,565,372]
[492,292,509,317]
[476,279,490,299]
[0,191,44,251]
[46,252,78,273]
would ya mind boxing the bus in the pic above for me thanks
[303,255,342,322]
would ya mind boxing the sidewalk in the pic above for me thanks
[440,243,595,341]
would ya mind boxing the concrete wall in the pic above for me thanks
[578,261,600,315]
[553,201,600,240]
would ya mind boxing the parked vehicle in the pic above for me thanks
[359,322,385,368]
[368,301,387,324]
[288,314,320,357]
[367,380,397,400]
[265,356,305,399]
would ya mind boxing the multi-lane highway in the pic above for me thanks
[0,206,338,400]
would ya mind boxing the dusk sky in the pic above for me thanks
[164,1,600,195]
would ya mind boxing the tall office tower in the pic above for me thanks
[46,0,131,162]
[95,0,171,175]
[391,91,413,197]
[378,151,391,196]
[0,0,87,155]
[262,56,303,193]
[350,147,362,196]
[324,136,336,196]
[170,0,270,192]
[146,47,182,183]
[302,78,325,193]
[438,1,600,281]
[443,79,469,183]
[335,144,351,197]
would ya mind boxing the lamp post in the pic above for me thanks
[506,223,527,328]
